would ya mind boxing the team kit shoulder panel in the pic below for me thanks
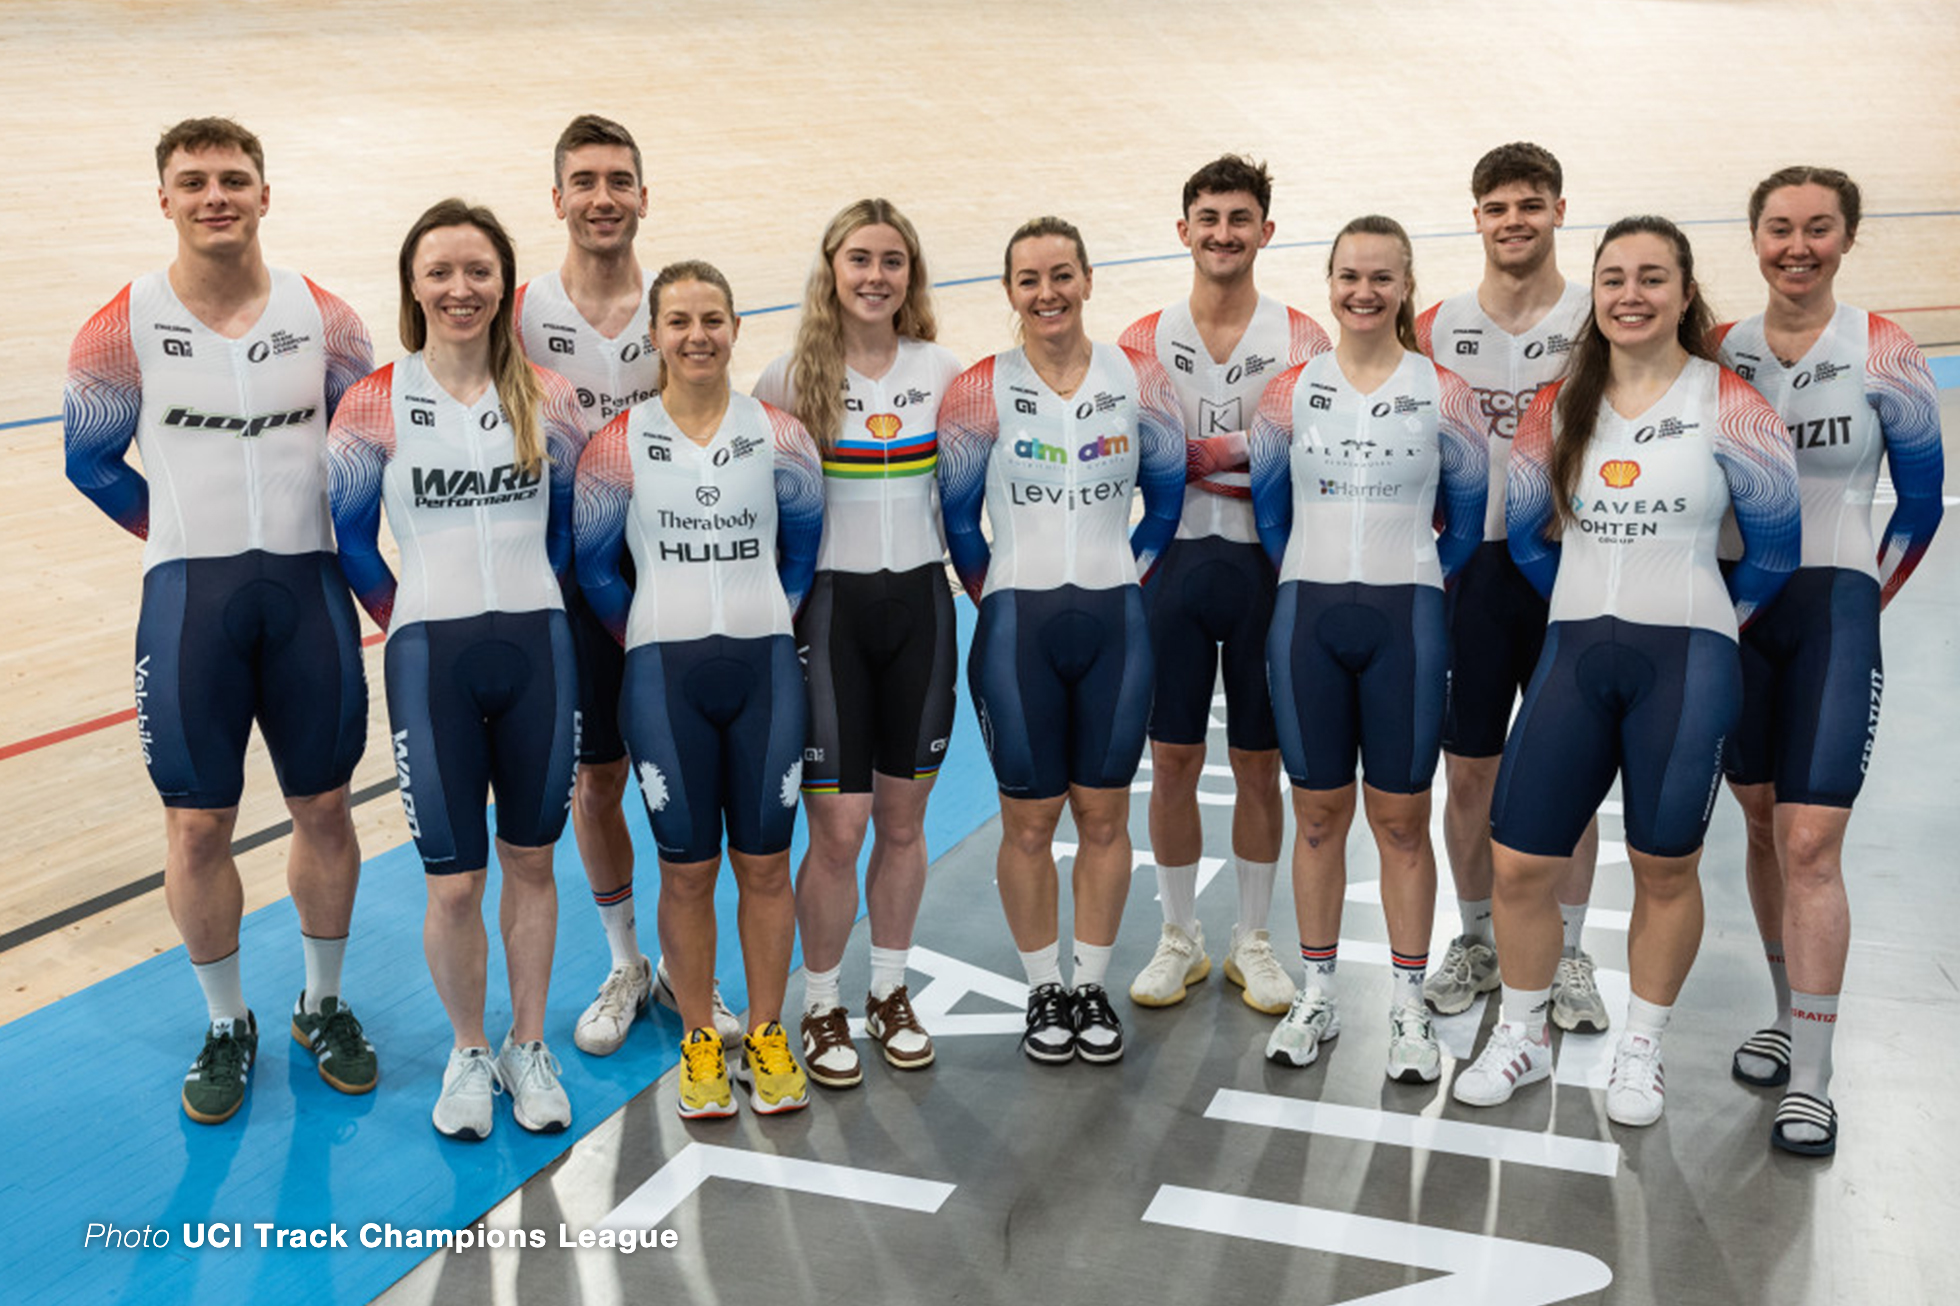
[1125,294,1330,543]
[1420,280,1590,540]
[119,268,355,571]
[755,338,962,574]
[64,283,149,538]
[1720,305,1944,587]
[968,343,1178,598]
[515,270,659,433]
[372,353,569,630]
[616,391,805,645]
[1267,350,1486,589]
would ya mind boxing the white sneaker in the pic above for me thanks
[1266,989,1340,1067]
[1129,922,1209,1007]
[432,1046,502,1141]
[1551,951,1610,1034]
[1225,928,1297,1015]
[1386,1003,1441,1084]
[1424,933,1499,1015]
[574,956,652,1056]
[1452,1021,1552,1107]
[1606,1033,1666,1126]
[497,1035,571,1134]
[655,960,743,1048]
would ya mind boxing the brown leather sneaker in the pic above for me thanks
[864,985,935,1070]
[798,1006,862,1088]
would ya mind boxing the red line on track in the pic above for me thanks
[2,631,386,760]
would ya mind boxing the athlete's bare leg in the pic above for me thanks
[1228,746,1285,864]
[795,791,873,974]
[1441,751,1499,907]
[1490,841,1564,992]
[1556,816,1601,909]
[657,855,723,1032]
[1067,784,1134,947]
[1288,784,1357,948]
[1775,803,1853,994]
[1146,741,1207,869]
[284,785,359,939]
[997,794,1068,951]
[730,848,797,1031]
[1625,847,1704,1006]
[163,806,244,964]
[497,839,557,1044]
[865,773,936,951]
[1363,783,1436,962]
[424,868,490,1049]
[572,758,634,899]
[1730,781,1785,943]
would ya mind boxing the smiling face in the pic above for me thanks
[1592,230,1693,353]
[552,142,646,256]
[1006,232,1092,345]
[1327,231,1409,338]
[410,224,505,350]
[158,145,268,256]
[653,277,738,387]
[1752,182,1852,305]
[1474,180,1564,277]
[1178,188,1273,285]
[832,222,911,329]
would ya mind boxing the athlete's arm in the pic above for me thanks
[936,358,998,603]
[305,280,376,420]
[538,369,589,581]
[326,368,399,630]
[1433,365,1491,582]
[1248,365,1300,572]
[62,287,148,538]
[769,404,825,616]
[1128,350,1186,581]
[1867,315,1945,607]
[574,412,634,643]
[1714,368,1802,627]
[1505,381,1561,598]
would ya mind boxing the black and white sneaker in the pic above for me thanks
[1072,983,1125,1064]
[1021,982,1075,1064]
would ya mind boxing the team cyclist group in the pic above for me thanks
[63,116,1943,1162]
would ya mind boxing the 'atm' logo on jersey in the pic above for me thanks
[162,405,317,439]
[1013,434,1129,463]
[411,463,542,507]
[1598,460,1641,489]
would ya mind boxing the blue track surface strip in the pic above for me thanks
[1,603,996,1305]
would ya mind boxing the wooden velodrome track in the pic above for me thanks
[2,0,1956,1025]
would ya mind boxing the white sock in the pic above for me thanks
[1234,858,1278,936]
[1156,862,1199,933]
[301,934,347,1013]
[1019,942,1062,990]
[803,963,842,1014]
[192,951,248,1025]
[1787,990,1837,1103]
[1458,897,1494,943]
[1625,994,1672,1042]
[1071,939,1113,989]
[868,945,909,1001]
[1500,983,1552,1032]
[595,888,639,971]
[1559,902,1588,956]
[1765,941,1793,1033]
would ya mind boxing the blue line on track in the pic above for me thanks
[16,209,1960,422]
[1,601,1000,1306]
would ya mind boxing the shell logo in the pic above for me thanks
[1599,459,1641,489]
[865,413,902,441]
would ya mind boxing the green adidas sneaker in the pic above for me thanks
[291,992,378,1094]
[182,1012,259,1124]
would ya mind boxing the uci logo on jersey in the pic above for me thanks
[162,405,317,439]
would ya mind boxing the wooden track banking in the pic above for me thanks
[3,0,1956,1019]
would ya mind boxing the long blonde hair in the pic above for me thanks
[790,199,938,452]
[398,199,545,475]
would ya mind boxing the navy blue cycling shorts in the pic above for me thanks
[1492,616,1740,859]
[1267,580,1447,794]
[1144,536,1279,751]
[797,564,958,794]
[135,551,366,809]
[969,585,1153,800]
[1722,567,1882,807]
[384,609,579,874]
[621,634,805,863]
[1442,540,1550,758]
[565,582,627,766]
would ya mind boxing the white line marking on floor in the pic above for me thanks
[597,1143,954,1232]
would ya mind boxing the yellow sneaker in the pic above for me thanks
[677,1027,736,1119]
[736,1021,810,1114]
